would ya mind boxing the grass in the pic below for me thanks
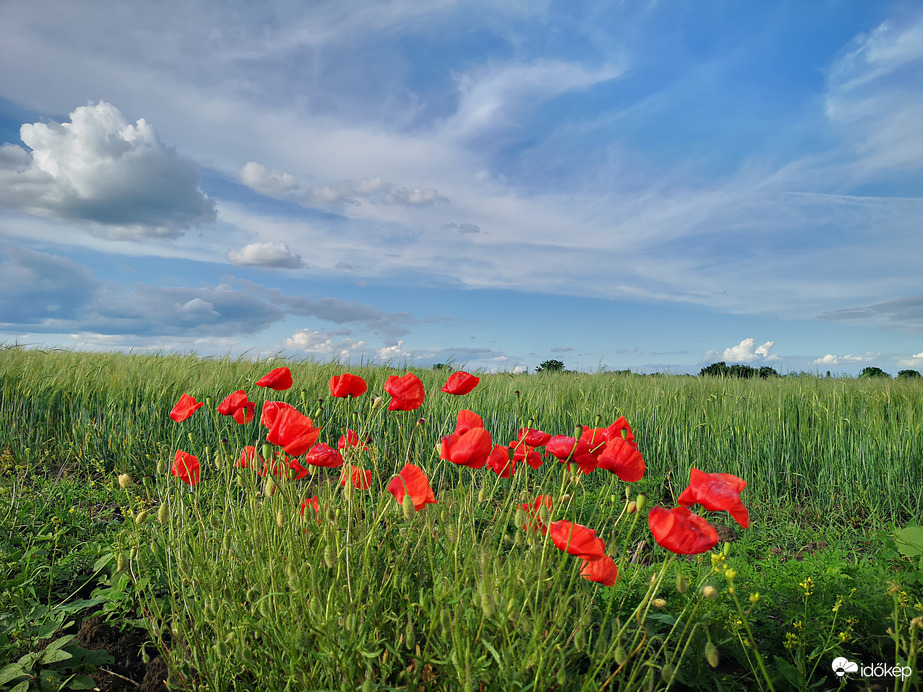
[1,345,921,691]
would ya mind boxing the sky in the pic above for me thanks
[1,0,921,376]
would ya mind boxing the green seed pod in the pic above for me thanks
[116,552,127,573]
[134,510,149,525]
[574,627,585,651]
[635,494,647,513]
[479,584,496,618]
[156,458,167,475]
[401,494,416,521]
[405,615,415,649]
[660,663,675,683]
[705,641,720,668]
[263,476,277,497]
[477,486,487,503]
[615,646,628,666]
[324,542,336,569]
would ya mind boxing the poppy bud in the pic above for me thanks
[157,504,169,524]
[538,505,551,526]
[652,598,667,609]
[615,645,628,665]
[116,552,127,573]
[264,477,277,497]
[702,585,718,600]
[477,486,487,503]
[371,396,384,410]
[676,572,688,594]
[210,513,221,530]
[118,473,133,488]
[561,494,572,503]
[479,583,496,618]
[402,493,416,521]
[626,501,637,514]
[222,533,233,553]
[275,510,284,528]
[661,663,675,683]
[135,510,149,525]
[635,494,647,512]
[323,543,336,568]
[705,641,720,668]
[722,541,731,556]
[556,666,569,686]
[213,641,230,657]
[156,458,167,475]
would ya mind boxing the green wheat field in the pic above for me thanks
[1,346,921,691]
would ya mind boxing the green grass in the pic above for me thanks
[1,346,921,691]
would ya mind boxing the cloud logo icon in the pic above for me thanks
[831,657,859,677]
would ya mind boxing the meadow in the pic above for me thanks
[0,346,921,691]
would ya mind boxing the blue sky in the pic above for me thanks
[1,0,921,375]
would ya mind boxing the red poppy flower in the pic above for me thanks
[384,372,425,411]
[546,435,598,474]
[487,444,516,478]
[601,416,636,445]
[171,450,201,486]
[648,506,719,555]
[260,400,295,428]
[454,409,484,435]
[217,390,255,424]
[517,427,552,447]
[337,429,368,450]
[441,427,493,469]
[256,367,293,391]
[580,555,619,587]
[509,441,543,469]
[386,464,436,510]
[329,373,368,398]
[236,445,262,469]
[264,407,321,456]
[340,465,373,489]
[596,437,646,482]
[441,371,480,395]
[287,455,310,480]
[548,520,606,560]
[300,496,320,518]
[520,494,553,533]
[304,443,344,468]
[170,394,204,422]
[677,468,749,528]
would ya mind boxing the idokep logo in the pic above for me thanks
[831,657,858,677]
[831,657,913,681]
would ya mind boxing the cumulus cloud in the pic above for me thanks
[813,353,877,366]
[898,352,923,368]
[227,241,304,269]
[704,338,780,364]
[239,163,447,208]
[0,102,216,239]
[285,328,365,357]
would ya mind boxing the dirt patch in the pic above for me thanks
[73,617,169,692]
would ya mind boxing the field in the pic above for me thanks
[1,346,921,691]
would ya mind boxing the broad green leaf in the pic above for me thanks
[896,526,923,558]
[774,655,804,688]
[0,663,26,686]
[66,674,98,690]
[10,679,31,692]
[40,648,73,664]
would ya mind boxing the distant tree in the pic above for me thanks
[758,366,780,379]
[432,363,449,371]
[897,369,922,380]
[859,366,891,379]
[535,359,565,373]
[698,361,729,377]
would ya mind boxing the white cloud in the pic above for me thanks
[897,352,923,368]
[239,162,300,198]
[812,352,877,366]
[227,241,304,269]
[284,328,365,357]
[704,338,780,364]
[825,16,923,172]
[0,102,215,239]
